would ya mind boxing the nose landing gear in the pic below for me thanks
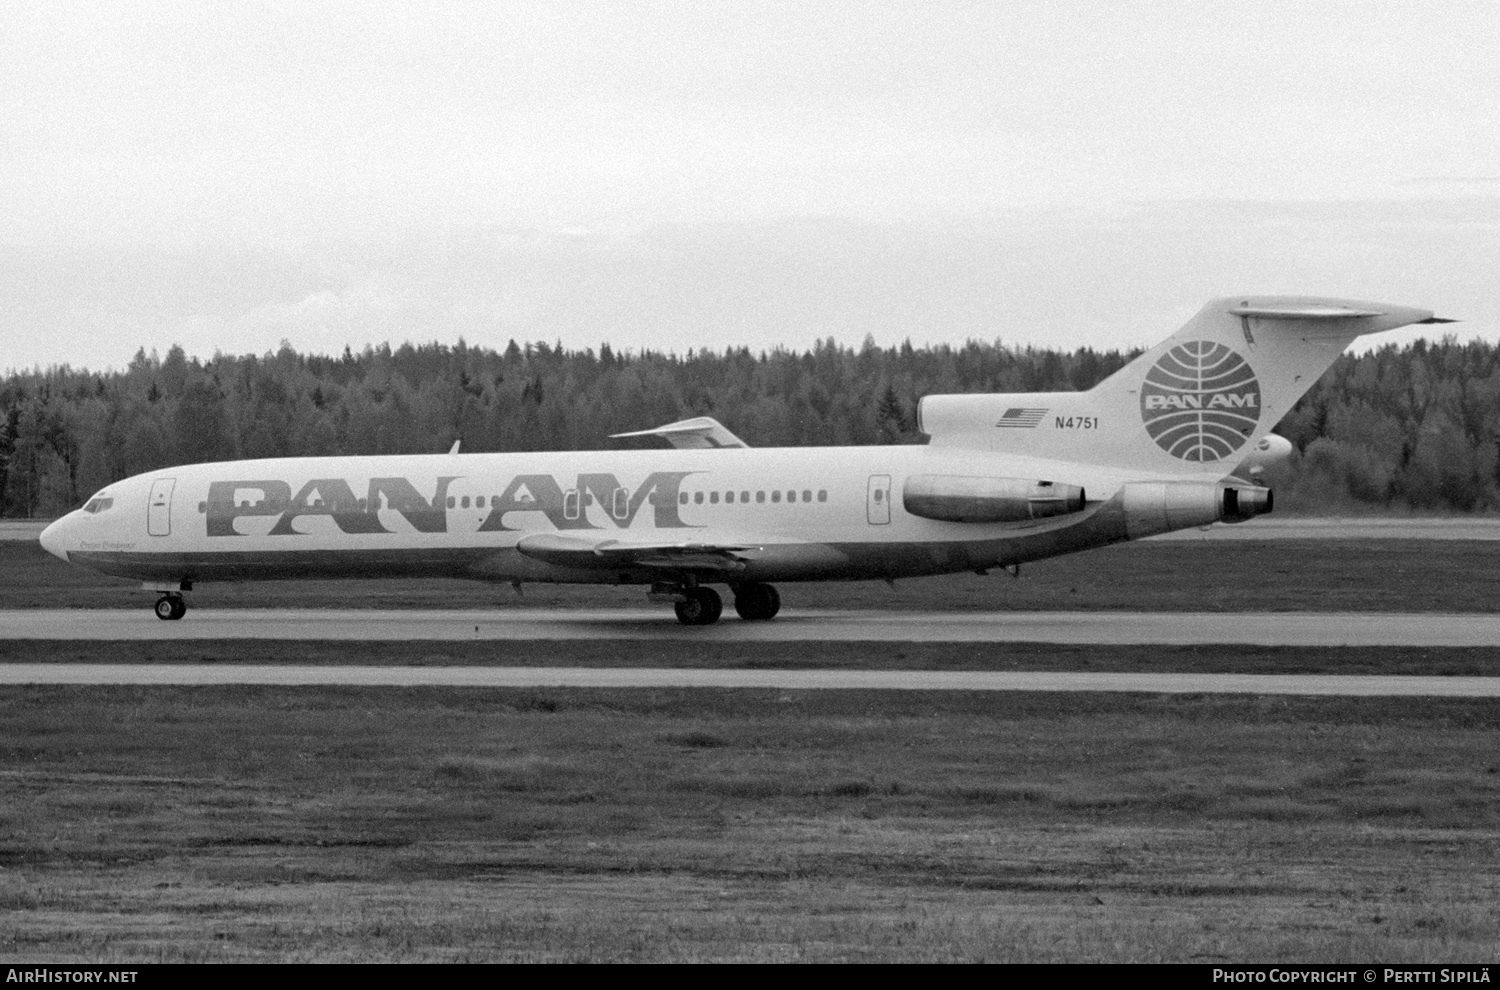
[154,595,187,621]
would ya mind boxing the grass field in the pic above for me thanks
[5,538,1500,961]
[7,538,1500,612]
[3,685,1500,962]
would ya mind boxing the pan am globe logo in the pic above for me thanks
[1140,341,1261,462]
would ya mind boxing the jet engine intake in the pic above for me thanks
[1122,481,1273,539]
[903,475,1086,524]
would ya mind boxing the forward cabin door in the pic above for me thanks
[867,474,891,525]
[147,478,175,536]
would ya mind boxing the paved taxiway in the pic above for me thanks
[2,664,1497,696]
[3,608,1500,646]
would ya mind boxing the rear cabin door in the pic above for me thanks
[866,474,891,525]
[147,477,175,536]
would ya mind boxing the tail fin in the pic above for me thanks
[920,296,1445,477]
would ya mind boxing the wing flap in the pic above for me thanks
[515,532,761,572]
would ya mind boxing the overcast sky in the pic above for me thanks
[2,1,1496,371]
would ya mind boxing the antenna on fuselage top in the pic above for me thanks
[448,440,461,454]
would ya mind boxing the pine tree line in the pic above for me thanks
[1,336,1495,516]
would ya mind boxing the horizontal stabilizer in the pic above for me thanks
[611,416,749,449]
[1227,305,1387,320]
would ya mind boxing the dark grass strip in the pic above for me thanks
[5,638,1500,676]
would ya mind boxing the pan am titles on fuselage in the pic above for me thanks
[40,297,1449,625]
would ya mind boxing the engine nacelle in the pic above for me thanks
[1121,481,1273,539]
[1221,484,1273,523]
[903,475,1087,524]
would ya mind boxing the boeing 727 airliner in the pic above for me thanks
[39,296,1449,624]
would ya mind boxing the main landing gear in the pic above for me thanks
[673,586,723,626]
[661,581,782,626]
[732,582,781,621]
[154,594,187,621]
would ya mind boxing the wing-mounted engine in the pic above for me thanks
[903,475,1087,524]
[1121,481,1272,539]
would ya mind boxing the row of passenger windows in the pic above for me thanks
[434,490,830,509]
[683,489,827,505]
[201,497,427,512]
[200,489,831,513]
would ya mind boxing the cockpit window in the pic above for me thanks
[83,497,115,514]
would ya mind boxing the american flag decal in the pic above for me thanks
[995,407,1048,428]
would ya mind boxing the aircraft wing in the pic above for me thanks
[610,416,750,449]
[515,532,761,571]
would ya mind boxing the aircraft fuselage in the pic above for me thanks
[42,445,1159,587]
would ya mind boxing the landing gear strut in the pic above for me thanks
[733,583,781,621]
[154,595,187,621]
[673,586,723,626]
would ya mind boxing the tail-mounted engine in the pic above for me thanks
[903,475,1087,524]
[1121,481,1273,539]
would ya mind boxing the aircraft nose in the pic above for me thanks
[39,515,72,562]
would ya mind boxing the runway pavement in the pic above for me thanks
[2,663,1498,695]
[4,607,1500,645]
[0,521,48,541]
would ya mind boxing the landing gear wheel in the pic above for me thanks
[154,595,186,621]
[674,586,723,626]
[733,583,781,621]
